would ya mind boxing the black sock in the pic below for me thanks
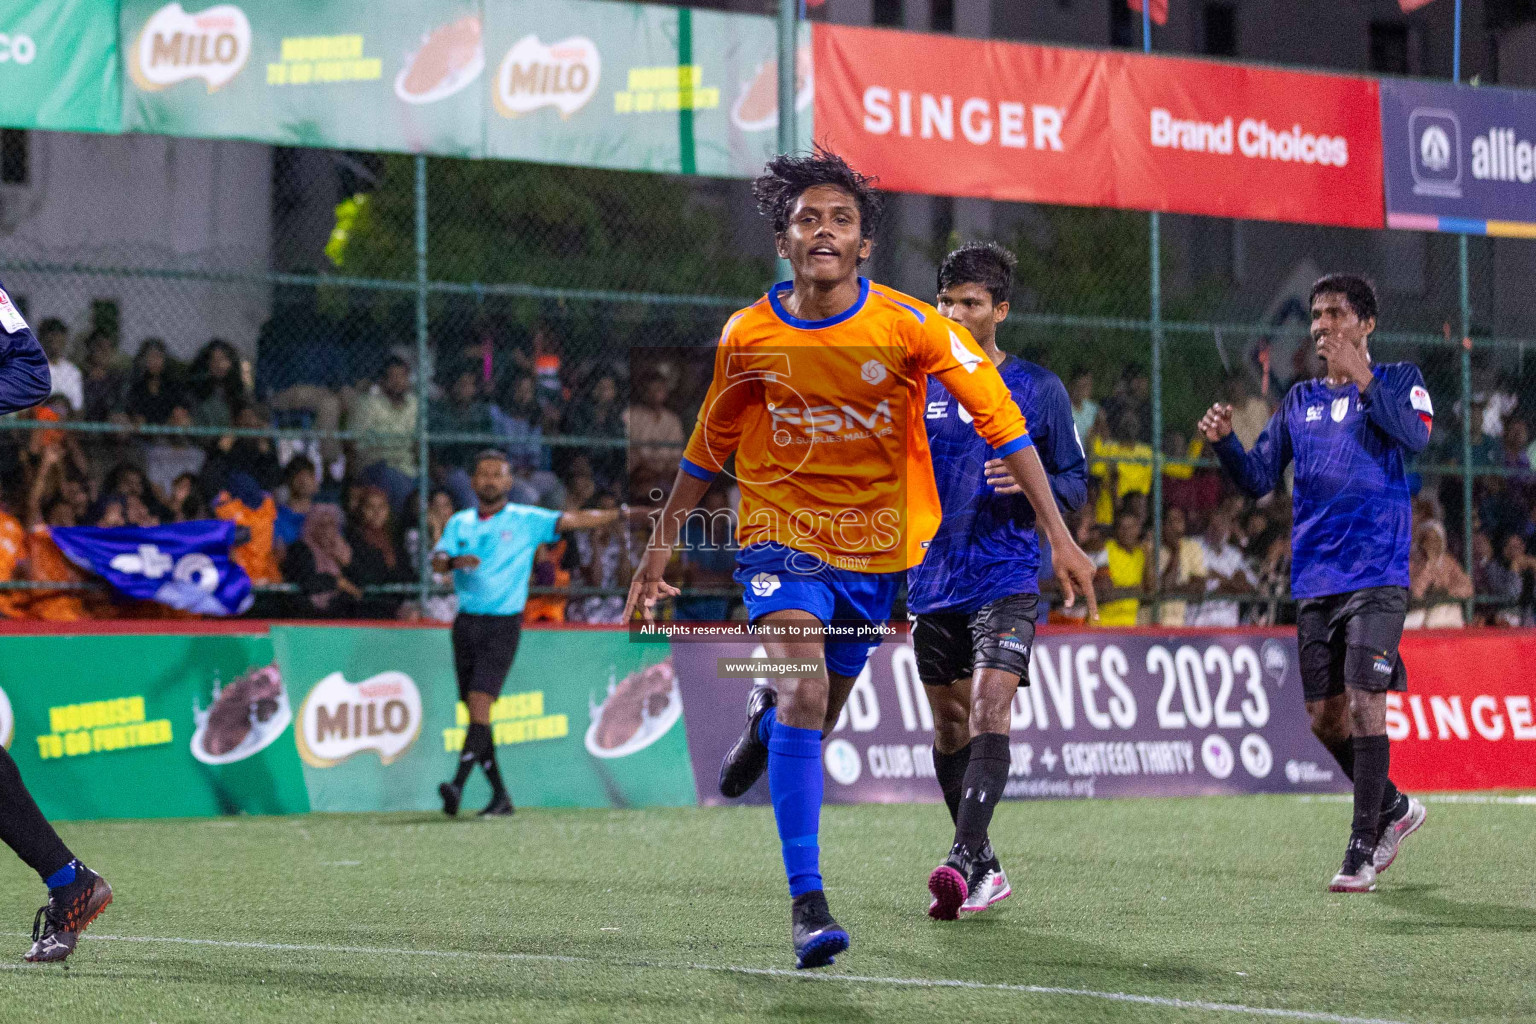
[933,742,972,826]
[1326,736,1401,815]
[1351,735,1390,847]
[453,723,491,788]
[1324,737,1355,780]
[0,747,73,883]
[954,732,1010,853]
[479,742,507,797]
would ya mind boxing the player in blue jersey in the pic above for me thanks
[909,244,1088,919]
[1201,274,1429,893]
[433,450,648,817]
[0,279,114,962]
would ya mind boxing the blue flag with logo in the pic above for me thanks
[51,520,254,616]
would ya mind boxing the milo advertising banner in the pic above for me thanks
[482,0,812,175]
[0,0,121,133]
[0,630,308,820]
[270,624,696,813]
[117,0,812,174]
[675,632,1351,806]
[121,0,485,155]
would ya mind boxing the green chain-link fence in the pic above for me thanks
[2,142,1534,624]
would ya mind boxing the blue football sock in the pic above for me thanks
[767,722,824,897]
[45,860,77,890]
[756,705,777,746]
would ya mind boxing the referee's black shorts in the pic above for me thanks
[451,612,524,700]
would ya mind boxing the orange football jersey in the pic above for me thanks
[681,278,1031,573]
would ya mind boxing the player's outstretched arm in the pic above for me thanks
[623,468,712,621]
[999,444,1098,620]
[558,505,653,533]
[1202,402,1290,499]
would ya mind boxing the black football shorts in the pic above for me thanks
[913,593,1038,689]
[451,612,524,699]
[1296,586,1409,702]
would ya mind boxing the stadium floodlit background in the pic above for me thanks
[0,0,1534,628]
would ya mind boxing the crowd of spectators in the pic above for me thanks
[6,315,1536,628]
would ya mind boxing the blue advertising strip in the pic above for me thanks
[1381,78,1536,237]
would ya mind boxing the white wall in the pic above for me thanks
[0,132,272,361]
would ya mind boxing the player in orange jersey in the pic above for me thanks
[623,149,1096,970]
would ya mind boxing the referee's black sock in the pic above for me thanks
[1350,734,1391,848]
[479,743,507,797]
[0,746,74,883]
[933,742,972,826]
[453,723,491,788]
[1325,736,1402,814]
[954,732,1010,853]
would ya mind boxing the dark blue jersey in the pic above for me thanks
[908,355,1087,614]
[0,279,52,415]
[1214,362,1431,600]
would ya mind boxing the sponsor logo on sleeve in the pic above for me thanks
[949,329,983,374]
[130,3,252,93]
[0,685,12,749]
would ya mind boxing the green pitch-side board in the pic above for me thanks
[0,0,121,133]
[0,626,694,821]
[270,625,696,814]
[113,0,811,175]
[0,631,308,820]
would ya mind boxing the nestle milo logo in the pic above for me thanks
[130,3,252,93]
[296,671,421,768]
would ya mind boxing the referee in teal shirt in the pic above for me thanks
[432,450,646,816]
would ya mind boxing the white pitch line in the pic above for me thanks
[33,932,1410,1024]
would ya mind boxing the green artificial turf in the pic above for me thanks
[0,796,1530,1023]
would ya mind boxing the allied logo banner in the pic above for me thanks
[676,632,1349,806]
[814,24,1385,229]
[1380,78,1536,237]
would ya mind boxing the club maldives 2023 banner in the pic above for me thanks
[676,631,1351,806]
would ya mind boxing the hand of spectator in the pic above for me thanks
[337,576,363,600]
[1199,404,1234,443]
[450,554,480,571]
[983,459,1021,494]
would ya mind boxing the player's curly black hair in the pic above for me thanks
[938,242,1017,306]
[1309,273,1378,324]
[752,146,885,246]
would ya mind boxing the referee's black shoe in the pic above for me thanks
[479,792,515,817]
[719,685,777,798]
[438,782,462,817]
